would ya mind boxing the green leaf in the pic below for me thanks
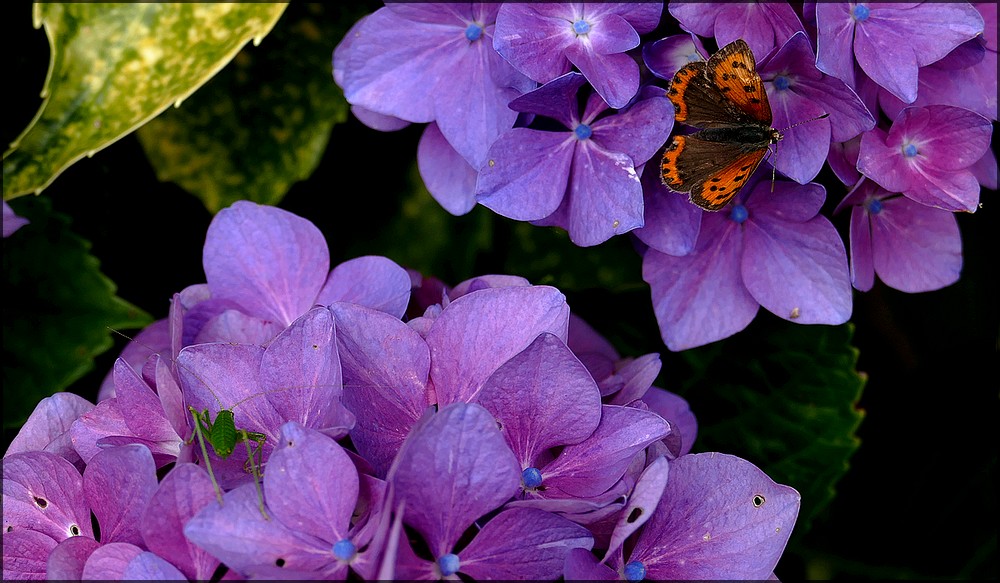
[136,3,363,212]
[3,3,288,199]
[673,317,866,539]
[2,196,151,427]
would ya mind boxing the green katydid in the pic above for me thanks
[108,328,281,520]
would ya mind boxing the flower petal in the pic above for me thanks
[317,256,412,319]
[3,529,58,580]
[5,393,93,465]
[416,123,479,216]
[476,128,576,220]
[3,451,92,541]
[83,445,158,546]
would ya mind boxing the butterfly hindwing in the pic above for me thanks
[661,134,768,210]
[688,144,769,211]
[706,39,772,126]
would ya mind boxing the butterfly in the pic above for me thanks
[660,39,782,212]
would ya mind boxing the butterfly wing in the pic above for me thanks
[661,134,769,211]
[666,40,772,129]
[705,39,772,126]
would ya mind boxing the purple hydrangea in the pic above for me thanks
[493,3,663,109]
[643,177,852,351]
[814,2,985,103]
[836,178,962,293]
[476,72,674,246]
[857,105,993,213]
[5,203,803,580]
[2,200,29,237]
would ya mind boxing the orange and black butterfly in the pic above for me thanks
[660,39,782,212]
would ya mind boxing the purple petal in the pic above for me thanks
[560,143,645,246]
[713,3,806,62]
[98,318,171,401]
[605,354,662,404]
[849,202,876,292]
[906,167,982,212]
[592,96,675,166]
[338,8,453,122]
[564,546,618,580]
[667,2,721,37]
[351,105,412,132]
[913,106,993,172]
[113,359,178,444]
[566,314,619,377]
[634,164,702,256]
[768,89,830,184]
[204,201,329,326]
[493,4,575,83]
[122,552,188,580]
[853,3,984,103]
[2,529,58,580]
[630,453,799,580]
[425,286,570,405]
[460,508,594,580]
[641,387,698,456]
[390,403,521,557]
[828,135,863,186]
[543,406,671,498]
[5,392,93,463]
[603,456,670,561]
[814,4,858,88]
[3,451,92,541]
[476,128,575,220]
[265,422,358,544]
[140,464,220,582]
[858,127,913,193]
[747,178,825,223]
[185,483,327,575]
[2,200,29,237]
[971,146,998,190]
[83,445,157,546]
[259,307,343,430]
[506,71,588,128]
[69,399,130,465]
[871,196,962,292]
[195,309,283,345]
[317,256,411,319]
[743,197,853,325]
[643,216,759,351]
[448,274,532,299]
[331,302,431,478]
[477,333,603,466]
[566,45,639,109]
[416,122,479,216]
[643,34,708,80]
[154,356,190,442]
[46,535,101,581]
[587,12,641,55]
[81,542,143,580]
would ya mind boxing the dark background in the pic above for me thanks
[4,2,996,580]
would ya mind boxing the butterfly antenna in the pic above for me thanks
[780,112,830,133]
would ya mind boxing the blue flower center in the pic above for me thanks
[624,560,647,581]
[686,51,702,62]
[853,4,870,21]
[573,19,591,35]
[730,203,749,223]
[865,198,884,214]
[522,467,543,488]
[774,75,791,91]
[465,23,483,42]
[332,539,356,561]
[575,124,593,140]
[438,553,461,576]
[903,143,918,157]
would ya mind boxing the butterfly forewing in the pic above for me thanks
[706,39,772,126]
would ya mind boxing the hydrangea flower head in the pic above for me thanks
[857,104,993,212]
[493,3,662,109]
[334,3,533,169]
[476,72,674,246]
[643,177,851,350]
[815,2,985,103]
[836,178,962,292]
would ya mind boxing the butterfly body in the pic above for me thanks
[661,39,781,211]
